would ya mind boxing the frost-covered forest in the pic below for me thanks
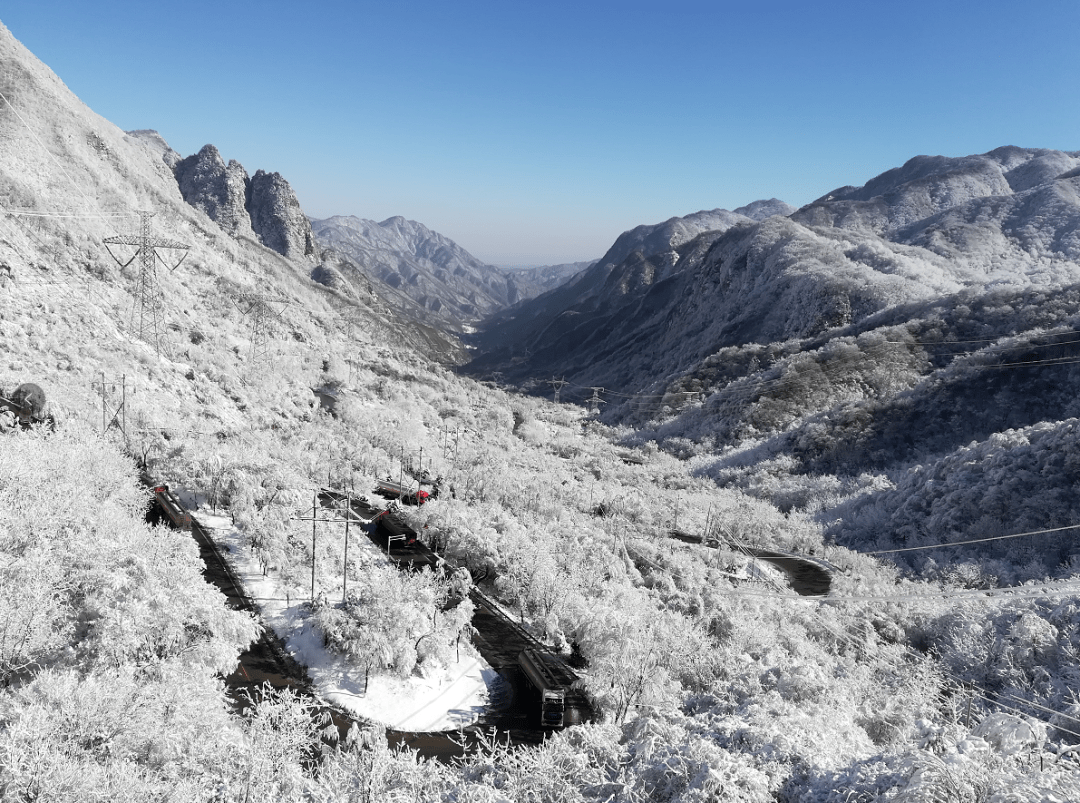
[3,15,1080,803]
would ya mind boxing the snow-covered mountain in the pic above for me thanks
[469,151,1080,396]
[309,214,534,331]
[10,18,1080,799]
[467,200,796,375]
[0,18,464,412]
[131,136,319,262]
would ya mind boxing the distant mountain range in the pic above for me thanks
[309,215,562,332]
[504,261,594,294]
[121,143,592,346]
[467,149,1080,397]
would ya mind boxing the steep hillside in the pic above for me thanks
[0,21,458,426]
[505,259,593,295]
[468,201,794,372]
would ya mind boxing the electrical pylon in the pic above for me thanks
[548,377,568,403]
[586,387,607,415]
[235,293,290,364]
[103,211,189,355]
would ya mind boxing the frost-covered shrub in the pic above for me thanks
[313,562,471,678]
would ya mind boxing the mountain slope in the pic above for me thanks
[470,150,1080,399]
[506,260,593,295]
[0,19,455,423]
[8,19,1080,800]
[310,214,526,331]
[468,202,794,372]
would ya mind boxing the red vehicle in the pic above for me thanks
[374,478,432,506]
[152,485,191,530]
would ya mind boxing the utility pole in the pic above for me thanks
[103,211,189,355]
[342,490,351,604]
[92,374,127,438]
[586,387,607,415]
[310,492,317,603]
[290,491,352,604]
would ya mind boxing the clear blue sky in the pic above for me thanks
[3,1,1077,266]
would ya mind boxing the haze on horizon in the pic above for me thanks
[3,0,1077,266]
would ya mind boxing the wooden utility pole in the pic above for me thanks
[311,492,317,602]
[291,492,353,604]
[93,374,127,437]
[342,491,351,603]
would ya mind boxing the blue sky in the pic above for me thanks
[3,1,1077,265]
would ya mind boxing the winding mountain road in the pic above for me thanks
[150,485,579,762]
[669,530,834,595]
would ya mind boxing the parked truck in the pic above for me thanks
[373,478,432,506]
[518,648,572,728]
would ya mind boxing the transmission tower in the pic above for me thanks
[103,211,189,355]
[586,387,607,415]
[235,293,290,364]
[547,376,569,403]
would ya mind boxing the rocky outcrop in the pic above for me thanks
[169,145,314,260]
[247,169,316,261]
[173,145,253,238]
[125,129,182,170]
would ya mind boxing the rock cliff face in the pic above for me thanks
[247,169,316,260]
[168,143,314,260]
[173,144,254,238]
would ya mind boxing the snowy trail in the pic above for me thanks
[393,659,495,732]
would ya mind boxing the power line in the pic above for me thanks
[547,377,568,403]
[610,339,1080,419]
[0,90,97,213]
[2,208,136,220]
[552,327,1080,418]
[713,578,1080,604]
[662,532,1080,738]
[585,387,607,415]
[863,523,1080,555]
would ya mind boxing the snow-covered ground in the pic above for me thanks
[195,507,495,731]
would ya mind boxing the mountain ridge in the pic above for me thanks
[469,148,1080,399]
[309,213,566,334]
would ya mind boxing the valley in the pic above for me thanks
[3,14,1080,802]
